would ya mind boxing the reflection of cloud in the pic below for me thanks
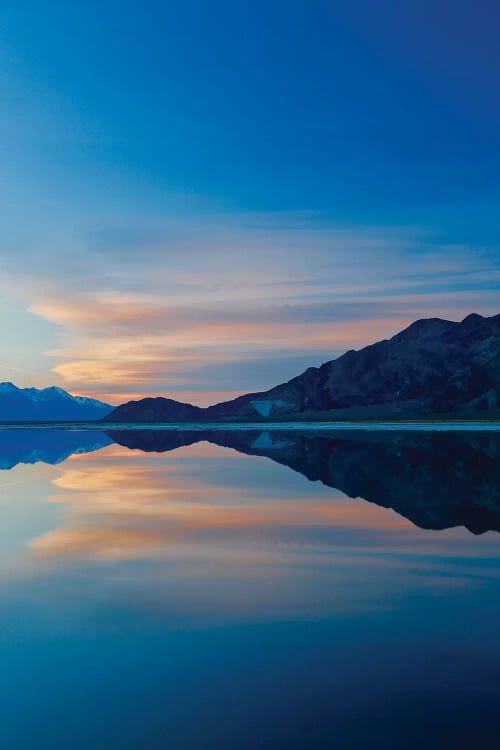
[13,440,498,626]
[29,443,415,565]
[30,527,166,560]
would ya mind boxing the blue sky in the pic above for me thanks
[0,0,499,403]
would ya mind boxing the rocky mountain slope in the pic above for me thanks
[105,313,500,421]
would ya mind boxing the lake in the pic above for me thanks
[0,427,499,749]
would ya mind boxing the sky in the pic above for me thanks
[0,0,499,405]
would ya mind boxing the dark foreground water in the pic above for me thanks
[0,427,499,749]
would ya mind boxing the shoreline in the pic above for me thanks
[0,419,500,431]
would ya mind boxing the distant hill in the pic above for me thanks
[106,397,205,423]
[0,383,113,422]
[105,313,500,422]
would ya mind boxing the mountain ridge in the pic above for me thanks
[0,382,113,422]
[105,312,500,422]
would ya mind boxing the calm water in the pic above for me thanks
[0,428,499,749]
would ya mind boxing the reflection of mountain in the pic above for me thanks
[0,430,113,470]
[108,429,500,534]
[106,429,202,453]
[1,426,498,534]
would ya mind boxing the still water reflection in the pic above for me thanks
[0,428,499,749]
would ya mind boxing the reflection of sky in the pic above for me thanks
[1,438,500,749]
[0,441,498,629]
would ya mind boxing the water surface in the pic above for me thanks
[0,428,499,749]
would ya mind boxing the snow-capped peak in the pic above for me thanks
[0,382,113,421]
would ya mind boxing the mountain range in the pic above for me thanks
[2,313,499,422]
[0,383,113,422]
[106,312,500,422]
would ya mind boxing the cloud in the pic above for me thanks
[1,211,499,403]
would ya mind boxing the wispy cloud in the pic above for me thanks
[0,364,26,373]
[1,212,498,403]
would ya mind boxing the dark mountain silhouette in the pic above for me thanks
[107,428,500,535]
[0,383,113,421]
[104,313,500,422]
[107,397,205,423]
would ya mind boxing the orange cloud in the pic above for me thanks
[24,223,500,407]
[31,289,415,404]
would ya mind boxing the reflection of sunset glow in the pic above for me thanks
[29,442,414,564]
[0,435,492,628]
[30,527,166,560]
